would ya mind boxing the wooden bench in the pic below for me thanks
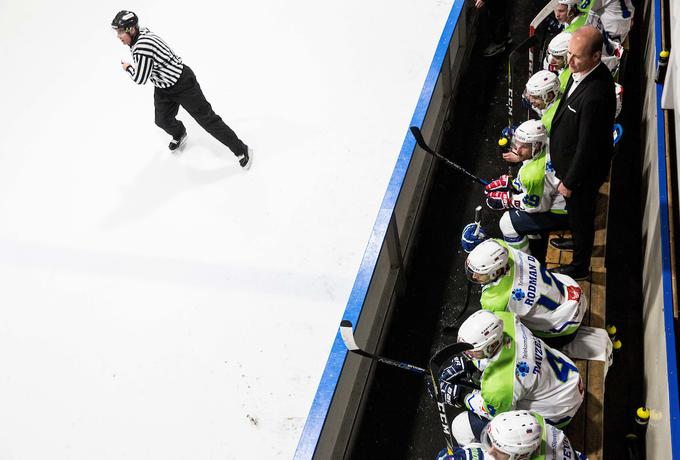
[544,181,610,460]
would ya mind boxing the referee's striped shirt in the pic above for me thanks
[126,28,183,88]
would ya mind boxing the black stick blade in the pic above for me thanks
[409,126,435,155]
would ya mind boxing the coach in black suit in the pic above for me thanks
[549,26,616,280]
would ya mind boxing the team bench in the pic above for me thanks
[544,181,610,460]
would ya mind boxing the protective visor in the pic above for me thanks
[465,264,494,284]
[546,52,566,72]
[480,428,500,454]
[522,88,544,109]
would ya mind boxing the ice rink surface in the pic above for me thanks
[0,1,453,458]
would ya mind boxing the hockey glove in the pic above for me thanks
[485,190,514,210]
[484,174,513,192]
[461,223,487,253]
[440,380,463,407]
[438,355,467,407]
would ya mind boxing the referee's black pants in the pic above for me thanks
[565,182,601,271]
[154,65,247,157]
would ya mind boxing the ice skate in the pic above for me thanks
[169,131,187,152]
[238,146,253,170]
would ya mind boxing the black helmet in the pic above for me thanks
[111,10,138,30]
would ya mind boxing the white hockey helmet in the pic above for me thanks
[557,0,578,8]
[512,119,547,158]
[465,240,510,284]
[457,310,505,359]
[481,410,542,459]
[544,32,572,72]
[615,83,623,119]
[524,70,561,110]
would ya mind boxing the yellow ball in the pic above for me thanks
[606,324,617,335]
[636,407,650,420]
[613,339,622,350]
[660,50,670,59]
[498,137,508,147]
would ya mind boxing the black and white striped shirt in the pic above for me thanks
[126,28,183,88]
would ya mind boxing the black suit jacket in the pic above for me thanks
[549,62,616,191]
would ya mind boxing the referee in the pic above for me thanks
[112,10,252,169]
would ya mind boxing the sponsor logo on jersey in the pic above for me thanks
[546,160,555,173]
[516,361,530,378]
[512,288,526,301]
[567,285,581,301]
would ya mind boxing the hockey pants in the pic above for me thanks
[500,210,570,253]
[153,65,247,157]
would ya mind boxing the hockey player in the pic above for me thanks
[438,310,583,446]
[465,239,586,346]
[523,70,561,134]
[543,32,572,92]
[435,410,587,459]
[554,0,586,32]
[577,0,635,43]
[485,120,568,253]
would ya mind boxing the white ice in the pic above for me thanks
[0,1,453,458]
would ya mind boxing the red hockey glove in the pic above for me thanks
[485,175,514,193]
[485,190,514,210]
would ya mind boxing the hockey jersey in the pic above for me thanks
[481,240,587,338]
[577,0,634,41]
[463,312,584,426]
[510,148,566,214]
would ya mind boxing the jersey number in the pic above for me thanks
[523,194,540,208]
[536,266,565,311]
[546,349,578,382]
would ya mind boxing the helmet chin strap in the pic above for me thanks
[531,142,544,158]
[126,27,139,46]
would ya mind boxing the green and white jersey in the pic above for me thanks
[510,149,566,214]
[564,13,588,33]
[541,101,559,135]
[577,0,634,40]
[466,312,584,425]
[481,241,587,338]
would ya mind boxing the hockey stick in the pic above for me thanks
[340,320,427,374]
[529,0,560,75]
[340,320,479,391]
[507,35,539,128]
[473,205,483,237]
[410,127,489,186]
[340,321,477,453]
[429,342,476,453]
